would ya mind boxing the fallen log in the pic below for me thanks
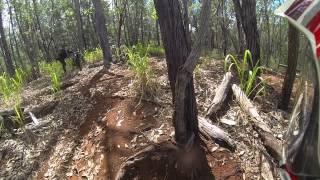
[27,100,59,118]
[198,116,236,149]
[206,72,233,118]
[231,84,272,133]
[259,131,282,162]
[231,84,282,161]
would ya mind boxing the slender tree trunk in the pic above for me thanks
[154,0,211,148]
[92,0,112,67]
[7,0,24,68]
[220,1,228,56]
[156,20,160,46]
[210,28,215,49]
[263,0,271,67]
[232,0,245,54]
[89,13,99,47]
[0,5,15,76]
[140,7,144,44]
[234,0,260,67]
[13,0,39,78]
[74,0,87,50]
[32,0,51,60]
[8,25,17,67]
[116,0,127,48]
[182,0,191,49]
[279,24,300,110]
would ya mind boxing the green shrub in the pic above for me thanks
[13,103,24,126]
[84,48,103,63]
[0,68,28,132]
[147,45,165,57]
[224,50,265,98]
[0,68,27,104]
[130,43,165,57]
[125,47,156,98]
[39,61,63,92]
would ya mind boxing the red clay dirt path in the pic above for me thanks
[35,64,242,180]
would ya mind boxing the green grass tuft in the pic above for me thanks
[224,50,265,98]
[125,46,157,98]
[0,68,28,133]
[39,61,64,92]
[84,48,103,63]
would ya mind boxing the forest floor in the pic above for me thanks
[0,57,289,180]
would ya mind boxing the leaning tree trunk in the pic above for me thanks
[234,0,260,67]
[154,0,211,146]
[279,24,300,110]
[74,0,87,50]
[92,0,113,68]
[0,4,15,76]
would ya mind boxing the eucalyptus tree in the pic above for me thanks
[92,0,112,67]
[279,24,300,110]
[0,0,15,76]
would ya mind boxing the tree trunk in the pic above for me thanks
[140,7,144,44]
[116,0,127,48]
[8,25,17,68]
[234,0,260,67]
[232,0,245,54]
[74,0,87,51]
[182,0,191,49]
[263,0,271,67]
[32,0,51,61]
[156,20,160,46]
[154,0,211,146]
[220,1,228,56]
[13,0,39,78]
[92,0,113,68]
[7,0,24,69]
[0,4,15,76]
[279,24,300,110]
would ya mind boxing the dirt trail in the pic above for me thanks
[1,60,245,180]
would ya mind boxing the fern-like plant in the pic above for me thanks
[224,50,265,98]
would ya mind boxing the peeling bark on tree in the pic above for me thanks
[206,72,234,117]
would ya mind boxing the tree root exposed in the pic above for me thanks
[115,141,215,180]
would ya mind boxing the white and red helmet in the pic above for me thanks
[275,0,320,179]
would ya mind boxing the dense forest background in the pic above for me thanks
[1,0,316,178]
[0,0,313,75]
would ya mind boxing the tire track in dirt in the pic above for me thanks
[35,67,127,179]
